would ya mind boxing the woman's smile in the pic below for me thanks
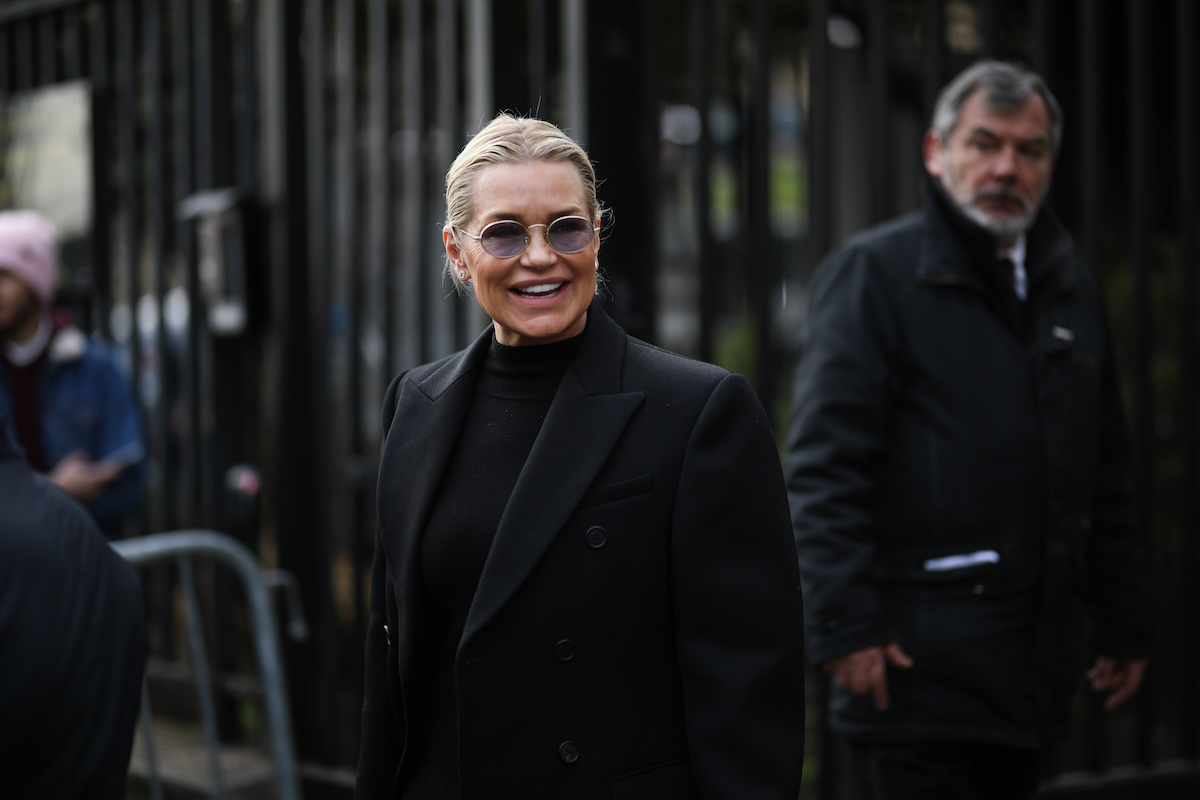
[445,160,599,347]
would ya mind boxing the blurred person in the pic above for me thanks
[786,61,1150,799]
[0,410,147,798]
[0,210,145,538]
[356,114,805,799]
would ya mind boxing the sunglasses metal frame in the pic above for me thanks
[457,215,598,258]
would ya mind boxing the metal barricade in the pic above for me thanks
[112,530,304,800]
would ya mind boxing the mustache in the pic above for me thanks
[969,186,1034,214]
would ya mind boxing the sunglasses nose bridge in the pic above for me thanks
[521,224,556,259]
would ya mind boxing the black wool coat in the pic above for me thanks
[786,181,1151,748]
[356,305,805,799]
[0,417,147,798]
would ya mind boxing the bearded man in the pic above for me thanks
[785,61,1150,799]
[0,210,144,538]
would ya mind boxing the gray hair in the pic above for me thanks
[931,61,1063,156]
[443,113,602,294]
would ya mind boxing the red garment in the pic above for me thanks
[0,351,48,472]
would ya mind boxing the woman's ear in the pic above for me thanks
[444,225,466,276]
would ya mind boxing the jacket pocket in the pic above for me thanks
[579,473,654,509]
[610,758,697,800]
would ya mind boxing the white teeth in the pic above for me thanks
[518,282,563,296]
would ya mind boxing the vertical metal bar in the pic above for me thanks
[868,0,888,224]
[396,0,423,369]
[91,2,114,335]
[808,6,834,797]
[62,6,81,80]
[809,0,831,264]
[302,0,335,764]
[1176,0,1200,763]
[262,0,319,765]
[529,0,546,114]
[193,0,214,188]
[978,0,999,58]
[748,0,771,404]
[336,0,361,763]
[178,556,228,798]
[1078,2,1107,772]
[693,0,715,364]
[172,0,201,525]
[0,26,10,96]
[234,0,258,193]
[465,0,492,134]
[561,0,586,143]
[921,0,942,125]
[140,680,165,800]
[1126,0,1155,769]
[14,19,32,90]
[147,0,170,535]
[37,11,56,84]
[116,3,143,534]
[1028,0,1049,74]
[303,0,329,413]
[363,0,390,706]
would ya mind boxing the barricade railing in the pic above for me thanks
[112,530,304,800]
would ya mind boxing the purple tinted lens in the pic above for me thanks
[547,218,594,253]
[480,222,528,256]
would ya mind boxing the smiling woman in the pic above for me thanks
[356,114,807,800]
[444,159,599,346]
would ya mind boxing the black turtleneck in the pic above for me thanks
[401,330,583,800]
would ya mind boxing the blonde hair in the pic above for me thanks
[444,114,600,293]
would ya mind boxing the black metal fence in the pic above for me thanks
[0,1,1196,797]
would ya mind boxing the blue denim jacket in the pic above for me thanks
[0,325,145,538]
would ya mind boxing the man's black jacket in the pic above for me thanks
[0,415,146,798]
[786,180,1151,747]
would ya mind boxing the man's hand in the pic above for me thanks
[1087,657,1148,711]
[49,451,124,503]
[821,643,914,711]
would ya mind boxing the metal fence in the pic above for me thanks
[0,0,1196,797]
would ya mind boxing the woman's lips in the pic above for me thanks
[513,281,566,298]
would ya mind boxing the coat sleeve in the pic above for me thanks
[81,347,146,531]
[784,247,901,665]
[1084,307,1152,659]
[671,372,806,800]
[355,373,407,799]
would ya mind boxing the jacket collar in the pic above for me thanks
[462,304,644,645]
[375,302,645,668]
[916,174,1076,295]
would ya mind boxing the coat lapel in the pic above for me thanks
[376,327,493,678]
[461,306,645,646]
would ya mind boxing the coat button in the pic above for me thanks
[585,526,607,548]
[555,639,576,661]
[559,741,580,763]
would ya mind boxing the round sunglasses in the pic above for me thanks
[458,215,597,258]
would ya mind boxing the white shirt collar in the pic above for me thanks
[3,313,52,366]
[998,234,1028,300]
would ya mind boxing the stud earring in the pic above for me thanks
[459,269,467,280]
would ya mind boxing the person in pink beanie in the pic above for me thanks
[0,209,145,538]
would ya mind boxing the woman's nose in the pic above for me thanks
[521,225,556,264]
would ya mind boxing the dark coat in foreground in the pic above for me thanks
[0,416,147,798]
[357,304,805,799]
[786,181,1151,748]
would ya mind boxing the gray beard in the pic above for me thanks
[961,202,1038,242]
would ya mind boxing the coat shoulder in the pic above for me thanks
[814,210,926,284]
[621,335,731,395]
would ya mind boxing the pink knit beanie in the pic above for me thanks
[0,210,57,305]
